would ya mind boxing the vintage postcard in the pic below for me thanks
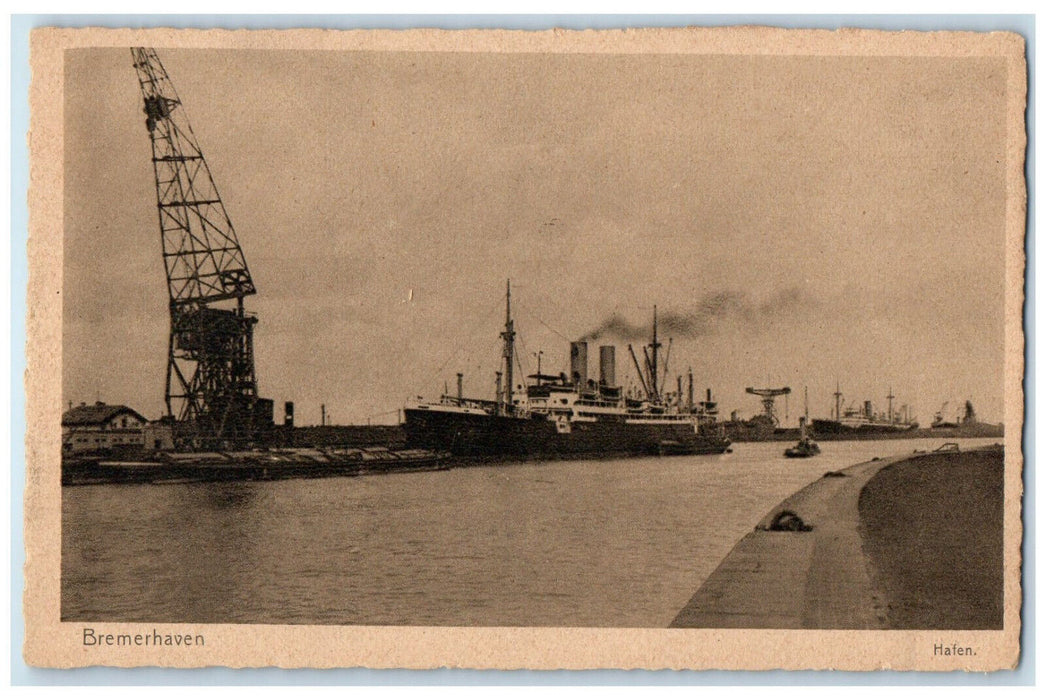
[25,26,1026,670]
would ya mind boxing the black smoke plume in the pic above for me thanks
[580,288,812,342]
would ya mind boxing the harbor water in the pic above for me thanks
[62,437,1001,627]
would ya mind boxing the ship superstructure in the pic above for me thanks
[403,283,731,458]
[812,385,918,435]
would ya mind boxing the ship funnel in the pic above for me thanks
[599,345,615,387]
[457,373,463,402]
[284,401,294,428]
[864,400,873,418]
[570,341,589,387]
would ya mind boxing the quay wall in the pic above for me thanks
[670,444,1004,629]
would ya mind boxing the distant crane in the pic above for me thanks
[131,48,272,449]
[745,386,792,426]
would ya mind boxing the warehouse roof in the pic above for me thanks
[61,402,147,427]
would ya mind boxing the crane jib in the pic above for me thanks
[130,47,270,450]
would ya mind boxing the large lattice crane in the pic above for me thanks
[745,386,791,426]
[131,47,272,449]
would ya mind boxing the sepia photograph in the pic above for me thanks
[24,25,1026,670]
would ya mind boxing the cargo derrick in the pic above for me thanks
[131,48,272,449]
[626,306,672,404]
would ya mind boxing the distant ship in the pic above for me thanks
[931,401,961,429]
[811,385,918,435]
[932,400,999,434]
[403,282,732,459]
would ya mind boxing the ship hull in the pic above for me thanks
[403,408,731,458]
[811,418,916,435]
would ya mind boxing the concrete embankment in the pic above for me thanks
[670,444,1004,629]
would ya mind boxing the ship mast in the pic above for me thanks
[833,382,843,421]
[500,279,515,415]
[649,305,661,402]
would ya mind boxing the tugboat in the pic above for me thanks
[785,389,820,458]
[403,281,732,459]
[785,417,820,458]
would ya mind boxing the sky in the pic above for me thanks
[62,47,1009,426]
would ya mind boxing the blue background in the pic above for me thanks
[9,13,1035,686]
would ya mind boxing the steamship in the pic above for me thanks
[402,282,732,459]
[811,385,918,435]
